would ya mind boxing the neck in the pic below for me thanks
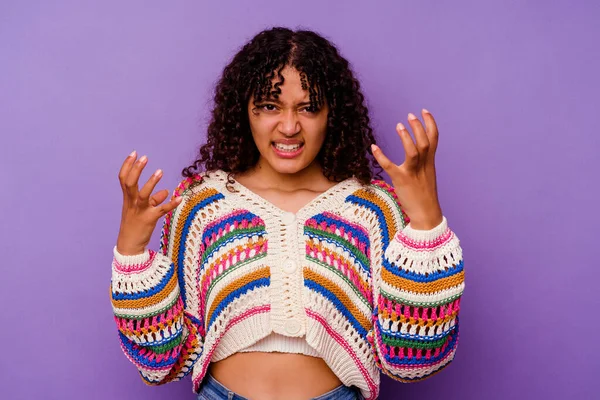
[238,158,328,191]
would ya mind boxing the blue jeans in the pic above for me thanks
[197,373,364,400]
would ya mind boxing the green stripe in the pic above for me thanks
[305,226,369,268]
[305,256,371,310]
[205,252,268,303]
[370,184,407,229]
[381,333,448,349]
[201,226,266,264]
[380,289,462,308]
[146,333,184,353]
[113,295,179,320]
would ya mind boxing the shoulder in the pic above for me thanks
[369,180,405,214]
[171,170,232,214]
[173,169,229,197]
[345,179,409,230]
[347,179,401,208]
[173,173,205,198]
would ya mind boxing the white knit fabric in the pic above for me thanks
[212,332,321,361]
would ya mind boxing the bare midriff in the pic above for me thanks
[208,352,343,399]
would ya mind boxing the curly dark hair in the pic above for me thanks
[181,26,382,185]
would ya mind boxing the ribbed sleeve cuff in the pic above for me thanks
[401,216,448,242]
[112,246,152,272]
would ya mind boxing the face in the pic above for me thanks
[247,66,329,176]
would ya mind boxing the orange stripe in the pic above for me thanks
[200,237,267,289]
[207,267,270,323]
[111,270,178,310]
[171,188,222,260]
[382,268,465,295]
[381,306,459,328]
[304,268,372,332]
[120,306,183,336]
[307,239,369,294]
[353,189,399,240]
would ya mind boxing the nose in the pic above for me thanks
[278,109,300,136]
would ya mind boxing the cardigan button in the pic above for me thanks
[283,259,297,274]
[284,320,302,335]
[282,212,296,225]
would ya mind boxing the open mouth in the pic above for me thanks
[272,142,304,152]
[271,142,305,158]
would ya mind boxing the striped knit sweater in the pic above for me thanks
[110,169,465,399]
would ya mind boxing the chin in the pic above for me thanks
[263,156,315,175]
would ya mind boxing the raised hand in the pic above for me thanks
[116,151,183,255]
[371,109,443,230]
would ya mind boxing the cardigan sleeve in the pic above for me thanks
[109,175,205,385]
[368,180,465,382]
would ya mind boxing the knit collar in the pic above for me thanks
[203,169,365,220]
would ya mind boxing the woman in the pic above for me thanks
[112,27,465,400]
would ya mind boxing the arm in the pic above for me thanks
[110,175,205,385]
[368,180,465,382]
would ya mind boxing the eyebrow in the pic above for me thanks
[261,97,312,107]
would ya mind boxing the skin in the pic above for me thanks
[208,66,345,399]
[231,66,337,213]
[209,69,445,397]
[117,65,445,399]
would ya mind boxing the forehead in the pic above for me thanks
[259,66,325,107]
[268,67,308,102]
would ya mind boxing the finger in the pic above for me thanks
[119,150,137,194]
[148,189,169,207]
[421,109,439,159]
[138,168,163,208]
[156,193,183,216]
[124,154,148,201]
[407,113,430,167]
[395,123,419,170]
[370,144,397,175]
[119,151,138,212]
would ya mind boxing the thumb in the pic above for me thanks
[371,144,396,173]
[149,189,169,207]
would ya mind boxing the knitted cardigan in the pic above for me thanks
[110,169,465,400]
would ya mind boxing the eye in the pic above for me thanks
[260,104,277,112]
[301,105,320,114]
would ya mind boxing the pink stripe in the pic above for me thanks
[160,174,204,254]
[305,309,378,400]
[319,211,370,237]
[395,229,454,250]
[203,211,266,243]
[120,342,172,374]
[199,241,268,316]
[373,317,455,372]
[113,250,156,273]
[192,305,271,391]
[114,298,184,332]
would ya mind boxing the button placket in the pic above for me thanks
[283,258,297,274]
[281,210,303,335]
[282,211,296,226]
[284,320,302,335]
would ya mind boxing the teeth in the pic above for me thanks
[274,143,302,151]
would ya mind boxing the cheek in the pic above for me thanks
[249,117,276,145]
[306,117,328,147]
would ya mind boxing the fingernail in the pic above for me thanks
[422,108,430,114]
[371,144,378,152]
[397,122,406,131]
[139,155,147,163]
[407,113,417,121]
[129,150,136,157]
[153,169,162,177]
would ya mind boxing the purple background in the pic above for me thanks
[1,1,598,399]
